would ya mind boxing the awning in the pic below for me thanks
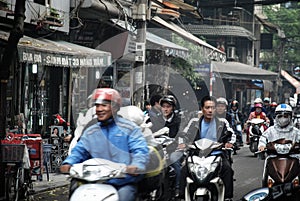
[281,70,300,94]
[74,0,129,20]
[211,61,278,81]
[146,32,189,58]
[255,14,286,38]
[98,19,189,60]
[0,30,112,67]
[151,16,226,62]
[185,24,256,41]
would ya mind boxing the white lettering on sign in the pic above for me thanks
[62,57,69,65]
[23,52,33,62]
[72,58,79,66]
[21,51,106,67]
[33,54,42,63]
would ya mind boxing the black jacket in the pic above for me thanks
[183,116,234,145]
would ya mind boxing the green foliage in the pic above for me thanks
[262,3,300,71]
[170,34,209,87]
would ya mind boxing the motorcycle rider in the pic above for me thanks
[215,97,231,121]
[148,94,164,133]
[258,103,300,152]
[268,101,278,126]
[180,95,235,201]
[228,100,245,147]
[60,88,149,201]
[246,103,270,144]
[157,95,183,197]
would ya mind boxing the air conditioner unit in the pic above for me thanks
[227,46,236,59]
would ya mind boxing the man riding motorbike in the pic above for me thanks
[180,96,235,201]
[60,88,149,201]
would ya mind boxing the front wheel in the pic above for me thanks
[249,141,258,154]
[195,197,205,201]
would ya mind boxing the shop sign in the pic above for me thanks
[20,50,108,67]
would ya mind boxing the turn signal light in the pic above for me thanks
[293,179,299,187]
[267,179,274,188]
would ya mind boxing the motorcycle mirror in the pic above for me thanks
[241,187,269,201]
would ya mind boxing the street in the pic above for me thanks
[31,144,265,201]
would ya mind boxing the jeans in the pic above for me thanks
[169,151,184,189]
[235,129,243,144]
[116,184,137,201]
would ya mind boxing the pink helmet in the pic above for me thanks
[254,103,263,108]
[92,88,122,107]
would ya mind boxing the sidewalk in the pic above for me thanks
[31,172,70,193]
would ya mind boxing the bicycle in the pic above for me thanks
[2,143,33,201]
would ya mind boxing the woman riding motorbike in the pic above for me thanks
[258,103,300,152]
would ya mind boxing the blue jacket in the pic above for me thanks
[62,116,149,186]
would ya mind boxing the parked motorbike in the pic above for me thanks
[238,182,300,201]
[259,139,300,201]
[68,158,127,201]
[248,118,267,156]
[184,138,231,201]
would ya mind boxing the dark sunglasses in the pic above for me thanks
[276,114,289,118]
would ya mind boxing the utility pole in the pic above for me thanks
[132,0,149,108]
[0,0,26,199]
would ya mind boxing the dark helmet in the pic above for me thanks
[230,100,239,108]
[92,88,122,108]
[160,95,177,107]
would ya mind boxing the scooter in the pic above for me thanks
[238,182,300,201]
[68,158,127,201]
[248,118,267,156]
[184,138,228,201]
[151,127,181,201]
[260,139,300,201]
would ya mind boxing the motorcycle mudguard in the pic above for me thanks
[265,157,300,184]
[70,183,119,201]
[186,177,225,201]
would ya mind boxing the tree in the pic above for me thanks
[262,3,300,72]
[0,0,26,198]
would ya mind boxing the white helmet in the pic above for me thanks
[216,97,228,106]
[254,98,263,104]
[275,104,292,127]
[275,104,292,115]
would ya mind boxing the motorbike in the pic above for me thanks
[150,127,181,201]
[248,118,267,156]
[68,158,127,201]
[238,182,300,201]
[259,139,300,201]
[184,138,232,201]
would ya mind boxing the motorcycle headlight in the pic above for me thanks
[274,143,292,154]
[188,162,218,181]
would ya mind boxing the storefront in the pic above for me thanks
[0,30,111,135]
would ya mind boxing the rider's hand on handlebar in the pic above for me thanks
[60,164,71,173]
[258,146,266,152]
[177,143,186,150]
[225,143,234,148]
[126,165,139,176]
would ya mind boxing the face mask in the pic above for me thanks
[255,108,261,113]
[276,116,291,127]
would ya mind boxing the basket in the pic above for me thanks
[1,144,25,163]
